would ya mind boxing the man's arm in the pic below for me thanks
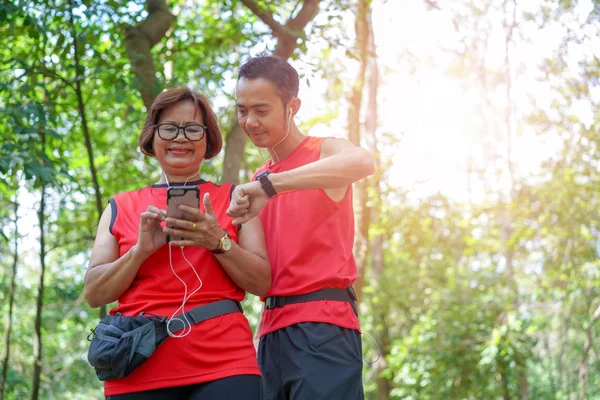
[228,138,375,224]
[269,138,375,194]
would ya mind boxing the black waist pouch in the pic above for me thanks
[87,299,242,381]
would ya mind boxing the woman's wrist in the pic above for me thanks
[209,229,223,251]
[131,244,153,261]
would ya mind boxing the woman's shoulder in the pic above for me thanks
[198,180,236,204]
[110,185,159,205]
[199,180,235,191]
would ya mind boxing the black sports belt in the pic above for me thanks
[162,299,244,332]
[264,287,358,316]
[87,299,244,381]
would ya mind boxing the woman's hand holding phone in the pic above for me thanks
[164,193,224,249]
[166,186,200,242]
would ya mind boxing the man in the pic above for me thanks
[227,55,375,400]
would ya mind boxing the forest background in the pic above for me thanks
[1,0,599,399]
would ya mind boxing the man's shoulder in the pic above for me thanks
[305,136,355,159]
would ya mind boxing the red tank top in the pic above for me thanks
[103,179,260,396]
[256,137,361,337]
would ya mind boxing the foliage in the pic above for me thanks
[1,0,599,399]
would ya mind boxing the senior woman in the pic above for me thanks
[84,87,269,400]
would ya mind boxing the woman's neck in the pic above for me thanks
[157,171,200,186]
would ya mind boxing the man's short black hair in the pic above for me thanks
[237,55,299,105]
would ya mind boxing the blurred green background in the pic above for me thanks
[1,0,599,399]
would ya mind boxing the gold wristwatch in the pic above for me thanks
[212,231,232,254]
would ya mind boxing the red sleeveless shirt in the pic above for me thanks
[104,179,260,396]
[256,137,361,337]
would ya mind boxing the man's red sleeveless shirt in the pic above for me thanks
[255,137,361,337]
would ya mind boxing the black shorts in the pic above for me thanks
[258,322,364,400]
[105,374,261,400]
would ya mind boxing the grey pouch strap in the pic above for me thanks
[166,299,243,333]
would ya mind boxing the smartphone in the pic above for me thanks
[166,186,200,243]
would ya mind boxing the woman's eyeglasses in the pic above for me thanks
[154,123,206,141]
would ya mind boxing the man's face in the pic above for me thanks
[236,77,289,148]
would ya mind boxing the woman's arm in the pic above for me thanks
[164,193,271,296]
[214,216,271,296]
[84,204,166,308]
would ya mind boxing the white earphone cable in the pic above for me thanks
[162,169,203,338]
[269,109,293,163]
[166,244,203,337]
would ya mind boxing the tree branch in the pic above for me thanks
[36,65,73,89]
[591,303,600,326]
[222,0,321,183]
[285,0,319,33]
[240,0,319,39]
[138,0,176,47]
[288,0,302,21]
[274,0,321,58]
[424,0,441,10]
[239,0,287,37]
[124,0,175,109]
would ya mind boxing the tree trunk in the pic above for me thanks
[503,4,529,399]
[31,140,47,400]
[0,199,19,400]
[222,120,247,184]
[500,361,511,400]
[222,0,321,184]
[363,4,391,399]
[348,0,370,304]
[375,313,392,400]
[557,314,568,391]
[578,304,600,400]
[69,0,107,318]
[543,331,557,395]
[502,0,517,286]
[519,373,530,400]
[124,0,175,109]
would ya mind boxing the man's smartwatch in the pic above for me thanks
[212,231,233,254]
[256,170,277,198]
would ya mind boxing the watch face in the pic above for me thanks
[222,236,233,251]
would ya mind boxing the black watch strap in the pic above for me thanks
[256,170,277,198]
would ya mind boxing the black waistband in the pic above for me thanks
[139,299,243,333]
[264,287,358,316]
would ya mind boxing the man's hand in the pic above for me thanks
[227,181,269,225]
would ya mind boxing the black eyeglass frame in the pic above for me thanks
[154,123,207,142]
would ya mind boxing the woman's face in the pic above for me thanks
[153,101,207,178]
